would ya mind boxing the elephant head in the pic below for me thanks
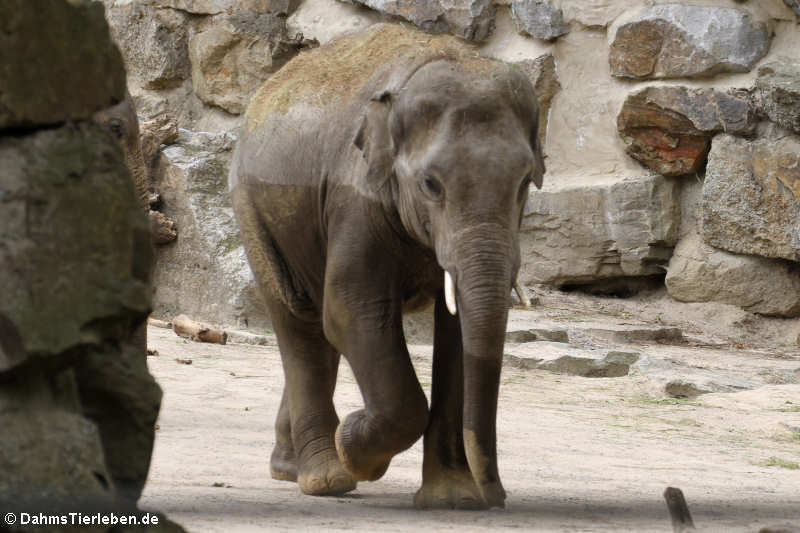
[355,58,545,506]
[93,91,177,244]
[93,90,150,213]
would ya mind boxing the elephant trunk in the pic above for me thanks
[449,224,513,508]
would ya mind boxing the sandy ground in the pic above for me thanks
[140,290,800,532]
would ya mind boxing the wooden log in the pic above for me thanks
[172,314,227,345]
[147,317,172,329]
[664,487,696,533]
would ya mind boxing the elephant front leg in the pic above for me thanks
[414,293,485,509]
[323,294,429,483]
[266,297,356,496]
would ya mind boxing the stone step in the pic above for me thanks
[504,341,640,378]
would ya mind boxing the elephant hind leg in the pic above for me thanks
[414,294,485,510]
[266,295,356,496]
[270,387,297,482]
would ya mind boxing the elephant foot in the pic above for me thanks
[334,420,392,482]
[414,468,487,510]
[297,449,357,496]
[270,444,298,482]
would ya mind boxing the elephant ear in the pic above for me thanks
[354,90,396,191]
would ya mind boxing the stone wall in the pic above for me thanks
[100,0,800,327]
[0,1,182,527]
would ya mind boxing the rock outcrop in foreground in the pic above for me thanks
[0,1,183,529]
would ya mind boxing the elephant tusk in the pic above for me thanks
[444,270,457,316]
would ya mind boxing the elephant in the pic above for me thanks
[230,23,545,510]
[81,90,163,502]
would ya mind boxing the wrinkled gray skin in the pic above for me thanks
[230,32,544,509]
[88,90,162,502]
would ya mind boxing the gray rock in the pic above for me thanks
[617,86,754,177]
[512,54,560,153]
[0,391,115,509]
[701,133,800,262]
[75,338,163,501]
[755,59,800,135]
[633,355,759,398]
[0,123,151,360]
[520,174,679,286]
[510,0,568,40]
[608,4,772,79]
[189,12,297,114]
[505,328,569,343]
[505,342,639,378]
[105,2,191,91]
[666,233,800,317]
[141,0,291,15]
[0,0,126,130]
[581,324,683,344]
[339,0,495,41]
[152,129,270,330]
[287,0,387,46]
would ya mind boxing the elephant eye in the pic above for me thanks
[107,119,125,140]
[420,174,444,202]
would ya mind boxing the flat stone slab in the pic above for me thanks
[633,355,759,398]
[505,327,569,344]
[505,342,640,378]
[580,324,684,344]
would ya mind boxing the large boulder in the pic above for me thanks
[608,4,772,79]
[0,124,151,360]
[338,0,495,41]
[617,86,754,177]
[520,174,680,287]
[287,0,386,45]
[0,377,116,510]
[701,133,800,262]
[0,0,126,130]
[105,2,191,91]
[755,59,800,135]
[189,12,298,114]
[152,129,270,330]
[510,0,568,40]
[666,233,800,317]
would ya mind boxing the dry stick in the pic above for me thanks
[172,314,227,345]
[664,487,696,533]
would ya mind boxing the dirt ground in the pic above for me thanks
[140,289,800,532]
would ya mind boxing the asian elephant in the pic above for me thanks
[81,90,162,502]
[230,24,545,510]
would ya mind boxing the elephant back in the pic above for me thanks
[244,23,487,133]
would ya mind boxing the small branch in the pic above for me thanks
[664,487,696,533]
